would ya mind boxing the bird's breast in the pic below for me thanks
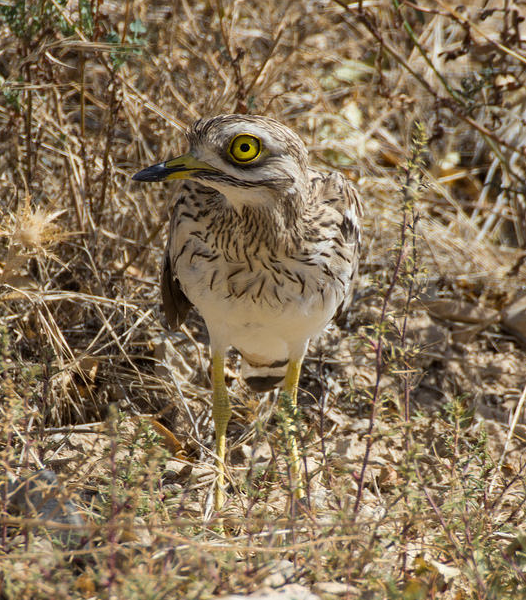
[177,239,348,310]
[174,237,349,357]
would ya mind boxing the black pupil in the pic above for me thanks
[240,143,251,153]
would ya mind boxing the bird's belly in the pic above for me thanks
[178,255,344,360]
[202,289,337,361]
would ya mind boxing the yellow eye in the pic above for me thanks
[228,134,261,164]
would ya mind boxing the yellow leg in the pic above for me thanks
[280,358,305,500]
[211,352,231,511]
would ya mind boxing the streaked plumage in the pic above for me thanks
[133,114,362,510]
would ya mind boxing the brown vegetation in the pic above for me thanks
[1,1,526,598]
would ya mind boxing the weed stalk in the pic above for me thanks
[353,126,426,515]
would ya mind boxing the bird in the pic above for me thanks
[132,114,362,512]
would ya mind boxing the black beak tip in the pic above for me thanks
[131,163,168,182]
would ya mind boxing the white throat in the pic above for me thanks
[209,181,277,214]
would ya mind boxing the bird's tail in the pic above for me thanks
[241,356,288,392]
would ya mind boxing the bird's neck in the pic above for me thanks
[206,180,311,255]
[238,189,307,252]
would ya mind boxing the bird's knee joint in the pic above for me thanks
[212,402,232,429]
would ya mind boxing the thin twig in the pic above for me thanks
[353,207,408,515]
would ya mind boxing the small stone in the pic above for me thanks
[7,469,86,547]
[162,483,183,496]
[220,583,320,600]
[152,333,194,379]
[163,458,189,479]
[230,444,252,465]
[162,459,212,483]
[312,581,360,598]
[119,516,152,546]
[502,295,526,345]
[252,440,273,464]
[261,559,295,588]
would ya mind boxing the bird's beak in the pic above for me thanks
[132,152,217,182]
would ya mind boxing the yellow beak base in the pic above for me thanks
[132,153,216,182]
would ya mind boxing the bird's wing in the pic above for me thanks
[161,185,194,330]
[161,248,192,329]
[330,170,362,247]
[161,181,220,330]
[313,170,363,317]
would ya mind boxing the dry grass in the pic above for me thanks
[1,1,526,598]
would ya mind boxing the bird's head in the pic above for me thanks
[132,114,310,211]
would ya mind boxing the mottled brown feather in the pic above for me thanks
[161,252,192,329]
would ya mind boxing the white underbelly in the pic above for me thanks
[202,291,337,360]
[181,271,340,360]
[176,245,348,360]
